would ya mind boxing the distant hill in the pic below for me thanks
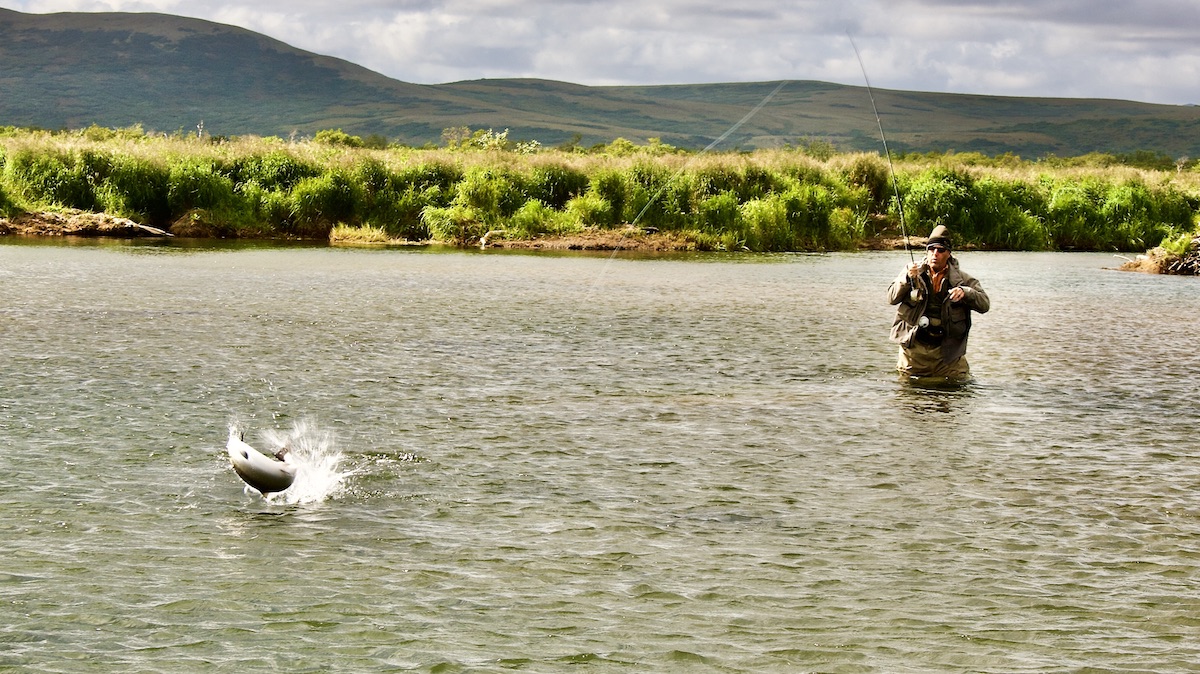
[3,8,1199,156]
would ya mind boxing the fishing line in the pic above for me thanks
[628,80,789,227]
[847,33,914,264]
[570,79,791,334]
[575,79,790,308]
[571,79,787,307]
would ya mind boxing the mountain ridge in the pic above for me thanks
[2,8,1198,156]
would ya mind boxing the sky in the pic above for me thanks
[3,0,1199,106]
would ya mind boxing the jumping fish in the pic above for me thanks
[226,429,297,496]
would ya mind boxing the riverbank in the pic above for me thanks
[481,228,912,252]
[4,129,1199,255]
[2,209,913,252]
[5,209,1196,274]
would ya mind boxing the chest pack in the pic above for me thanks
[917,271,949,344]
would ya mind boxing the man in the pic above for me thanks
[887,225,990,378]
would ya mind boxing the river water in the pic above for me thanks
[1,239,1198,672]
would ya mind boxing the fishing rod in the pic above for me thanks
[847,34,914,264]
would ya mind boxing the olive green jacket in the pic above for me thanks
[888,257,990,364]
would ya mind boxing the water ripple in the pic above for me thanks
[1,246,1198,671]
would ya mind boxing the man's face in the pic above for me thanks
[926,245,950,270]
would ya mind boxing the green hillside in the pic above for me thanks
[2,8,1199,156]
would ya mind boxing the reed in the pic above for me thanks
[329,223,402,244]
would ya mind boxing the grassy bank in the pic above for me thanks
[2,126,1198,252]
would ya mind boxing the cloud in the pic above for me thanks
[2,0,1198,104]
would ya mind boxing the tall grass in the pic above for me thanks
[3,147,96,210]
[1,128,1197,251]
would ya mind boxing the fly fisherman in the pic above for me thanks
[888,225,990,378]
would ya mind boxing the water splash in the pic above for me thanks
[227,418,353,505]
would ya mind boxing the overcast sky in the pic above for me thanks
[4,0,1199,105]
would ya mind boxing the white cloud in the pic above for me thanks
[2,0,1198,104]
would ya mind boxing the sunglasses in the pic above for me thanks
[926,246,948,253]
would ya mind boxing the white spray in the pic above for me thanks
[227,417,355,505]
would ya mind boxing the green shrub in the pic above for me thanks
[1100,180,1193,250]
[565,193,614,227]
[587,169,627,226]
[351,159,401,226]
[842,154,892,212]
[903,168,1054,249]
[1152,185,1198,231]
[692,165,743,198]
[621,162,665,225]
[422,203,487,245]
[1,129,1193,250]
[830,207,868,247]
[1044,179,1106,249]
[778,157,828,186]
[313,128,364,148]
[78,124,146,142]
[242,185,293,231]
[738,197,788,251]
[362,134,390,150]
[395,161,462,195]
[719,184,847,251]
[168,159,236,215]
[288,171,361,236]
[969,178,1048,249]
[95,154,170,224]
[657,172,695,231]
[526,164,589,209]
[385,186,436,240]
[780,184,837,249]
[0,181,20,217]
[353,158,394,194]
[740,165,782,201]
[452,166,525,223]
[3,149,95,209]
[230,151,321,192]
[904,167,977,237]
[690,164,780,202]
[697,192,741,233]
[1158,231,1196,257]
[506,199,581,238]
[623,161,693,230]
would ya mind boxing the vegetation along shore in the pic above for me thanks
[1,125,1198,272]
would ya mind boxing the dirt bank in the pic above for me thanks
[0,209,926,254]
[1117,238,1200,275]
[0,210,171,237]
[481,227,915,252]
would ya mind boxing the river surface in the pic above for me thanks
[1,239,1198,673]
